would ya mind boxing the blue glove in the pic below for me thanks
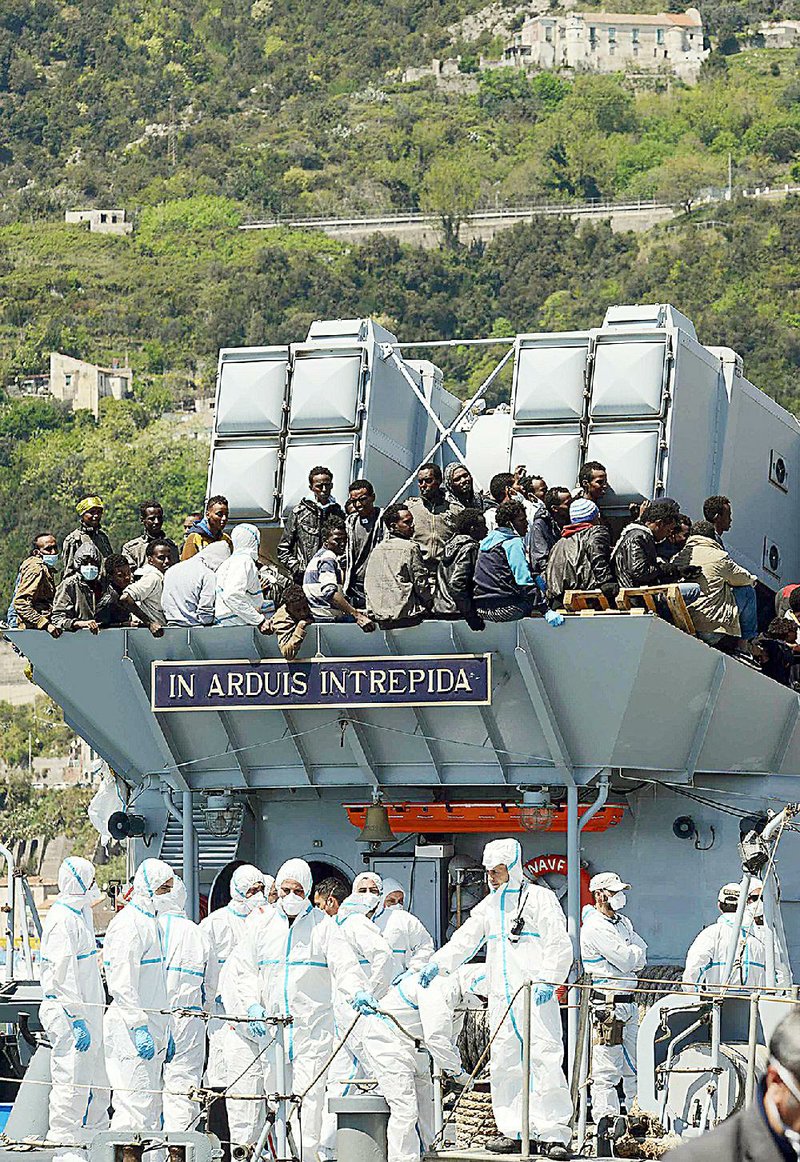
[352,990,378,1016]
[544,610,565,628]
[532,984,554,1006]
[418,963,439,989]
[535,574,547,593]
[165,1032,175,1063]
[133,1025,155,1060]
[71,1018,91,1052]
[247,1003,268,1038]
[448,1068,472,1087]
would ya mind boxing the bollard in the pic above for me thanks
[521,982,532,1160]
[745,992,760,1107]
[4,1043,50,1140]
[330,1093,389,1162]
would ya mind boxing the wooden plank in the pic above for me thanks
[663,584,697,636]
[563,589,611,612]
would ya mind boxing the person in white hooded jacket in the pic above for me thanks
[103,858,174,1149]
[373,876,435,977]
[419,838,573,1159]
[214,524,270,630]
[40,857,109,1162]
[684,880,791,994]
[580,872,647,1150]
[319,872,396,1160]
[222,858,367,1160]
[200,865,273,1089]
[158,876,214,1136]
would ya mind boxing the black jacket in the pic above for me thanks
[434,534,483,629]
[667,1081,792,1161]
[277,497,345,581]
[546,523,616,606]
[527,508,562,575]
[613,523,684,589]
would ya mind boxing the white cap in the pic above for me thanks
[718,882,742,904]
[589,871,630,894]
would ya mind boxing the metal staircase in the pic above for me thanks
[159,801,242,887]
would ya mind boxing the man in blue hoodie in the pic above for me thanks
[473,500,546,623]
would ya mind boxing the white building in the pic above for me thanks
[65,208,133,236]
[506,7,708,82]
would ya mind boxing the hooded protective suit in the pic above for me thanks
[214,524,264,626]
[104,858,173,1131]
[159,877,213,1132]
[222,858,365,1160]
[581,901,647,1120]
[684,913,791,993]
[319,883,396,1159]
[428,839,574,1147]
[200,865,270,1088]
[360,968,469,1162]
[374,877,435,977]
[40,858,109,1158]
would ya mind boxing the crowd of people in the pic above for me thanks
[39,843,790,1162]
[7,463,800,683]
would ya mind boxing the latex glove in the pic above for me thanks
[534,574,547,593]
[418,963,439,989]
[247,1003,268,1038]
[71,1018,91,1052]
[448,1069,472,1087]
[133,1025,155,1060]
[352,990,378,1016]
[165,1032,175,1063]
[532,984,554,1006]
[544,610,565,628]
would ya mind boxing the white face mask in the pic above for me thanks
[153,887,179,913]
[608,891,627,912]
[241,889,265,914]
[770,1062,800,1154]
[280,893,306,917]
[384,901,402,911]
[79,564,100,581]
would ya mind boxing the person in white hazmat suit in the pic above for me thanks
[103,858,174,1149]
[373,876,435,976]
[360,965,476,1162]
[319,873,396,1160]
[419,838,573,1159]
[40,858,109,1161]
[684,880,791,993]
[158,876,214,1136]
[200,865,272,1088]
[222,858,369,1161]
[580,871,647,1154]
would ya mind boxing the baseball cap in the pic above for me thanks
[589,872,630,894]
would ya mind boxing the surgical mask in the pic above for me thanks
[384,901,402,911]
[280,893,306,918]
[79,564,99,582]
[153,888,179,913]
[41,554,59,569]
[608,891,627,912]
[242,890,266,914]
[747,899,764,919]
[344,893,376,916]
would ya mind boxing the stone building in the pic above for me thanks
[65,208,133,236]
[505,7,708,82]
[49,352,133,418]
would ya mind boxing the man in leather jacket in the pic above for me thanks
[613,498,701,599]
[277,466,346,583]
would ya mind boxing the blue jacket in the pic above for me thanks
[473,528,536,607]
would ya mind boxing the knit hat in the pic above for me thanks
[569,498,599,524]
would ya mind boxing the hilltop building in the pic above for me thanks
[505,7,708,82]
[49,353,133,418]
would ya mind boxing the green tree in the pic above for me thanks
[420,152,483,248]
